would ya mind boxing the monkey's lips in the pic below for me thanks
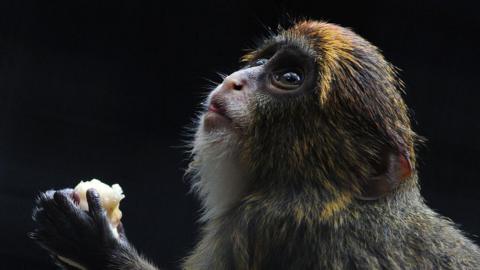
[204,100,232,130]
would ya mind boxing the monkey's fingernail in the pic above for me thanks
[86,188,99,198]
[72,192,80,205]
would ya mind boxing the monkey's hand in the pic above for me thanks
[30,189,158,270]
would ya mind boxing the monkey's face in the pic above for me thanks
[198,20,415,200]
[202,39,318,134]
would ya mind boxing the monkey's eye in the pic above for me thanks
[252,58,269,67]
[272,70,303,90]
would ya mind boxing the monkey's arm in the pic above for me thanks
[30,189,159,270]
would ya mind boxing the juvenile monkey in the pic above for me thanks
[31,20,480,269]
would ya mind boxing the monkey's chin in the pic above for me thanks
[203,111,232,132]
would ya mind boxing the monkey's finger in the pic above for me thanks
[35,191,89,243]
[32,206,57,230]
[32,194,63,238]
[53,190,90,228]
[51,190,95,238]
[86,188,111,232]
[44,189,56,199]
[30,222,81,259]
[57,188,76,200]
[30,229,59,252]
[34,193,72,238]
[32,194,50,222]
[86,188,104,216]
[35,206,83,246]
[30,228,67,251]
[37,192,69,226]
[33,190,56,213]
[30,211,61,244]
[31,192,91,265]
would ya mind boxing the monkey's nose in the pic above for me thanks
[223,77,244,91]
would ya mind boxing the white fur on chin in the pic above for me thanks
[187,115,246,222]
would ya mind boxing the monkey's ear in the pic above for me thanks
[356,150,412,200]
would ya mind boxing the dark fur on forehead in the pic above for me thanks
[241,34,318,65]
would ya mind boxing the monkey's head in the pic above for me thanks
[191,20,418,217]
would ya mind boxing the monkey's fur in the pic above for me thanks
[184,21,480,269]
[31,20,480,270]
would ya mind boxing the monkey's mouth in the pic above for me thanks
[208,100,230,120]
[204,99,232,130]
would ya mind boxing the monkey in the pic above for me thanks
[31,20,480,269]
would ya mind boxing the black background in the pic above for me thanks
[1,0,479,269]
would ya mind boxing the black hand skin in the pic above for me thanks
[30,189,158,270]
